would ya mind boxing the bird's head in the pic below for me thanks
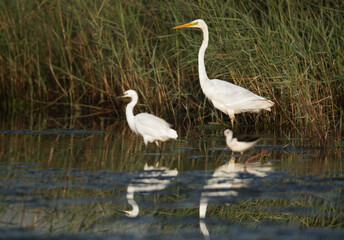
[224,129,233,138]
[116,89,137,99]
[173,19,207,30]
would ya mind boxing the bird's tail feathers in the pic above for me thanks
[169,129,178,139]
[253,99,275,109]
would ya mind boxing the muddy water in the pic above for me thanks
[0,116,343,239]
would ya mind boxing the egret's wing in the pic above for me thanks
[135,113,172,137]
[208,79,264,104]
[207,79,273,112]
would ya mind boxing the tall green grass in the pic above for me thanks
[0,0,343,136]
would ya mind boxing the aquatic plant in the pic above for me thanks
[0,0,343,137]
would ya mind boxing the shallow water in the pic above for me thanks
[0,116,343,239]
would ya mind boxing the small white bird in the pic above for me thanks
[173,19,274,125]
[117,89,178,146]
[224,129,268,166]
[224,129,260,155]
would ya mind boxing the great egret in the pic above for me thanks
[173,19,274,125]
[117,90,178,146]
[224,129,268,166]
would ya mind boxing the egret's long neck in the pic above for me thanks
[199,26,209,88]
[126,96,138,133]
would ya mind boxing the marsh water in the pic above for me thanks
[0,114,343,239]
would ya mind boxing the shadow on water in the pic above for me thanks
[0,114,343,239]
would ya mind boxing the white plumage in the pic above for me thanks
[224,129,260,155]
[117,90,178,146]
[173,19,274,125]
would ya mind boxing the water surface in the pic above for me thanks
[0,116,343,239]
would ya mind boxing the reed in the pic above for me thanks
[0,0,343,135]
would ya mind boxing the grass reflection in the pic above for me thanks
[0,115,343,236]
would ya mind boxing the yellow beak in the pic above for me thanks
[173,22,197,29]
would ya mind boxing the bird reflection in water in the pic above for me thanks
[125,163,178,218]
[199,156,272,239]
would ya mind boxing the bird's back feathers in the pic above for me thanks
[204,79,274,114]
[135,113,178,140]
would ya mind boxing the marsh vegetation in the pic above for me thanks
[1,0,343,137]
[1,1,344,238]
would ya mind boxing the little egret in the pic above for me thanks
[173,19,274,125]
[224,129,268,166]
[117,90,178,146]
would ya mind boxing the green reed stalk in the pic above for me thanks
[0,0,343,136]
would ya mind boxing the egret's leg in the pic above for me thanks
[144,141,150,155]
[228,113,235,127]
[156,142,165,162]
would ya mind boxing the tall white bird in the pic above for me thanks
[173,19,274,125]
[117,90,178,146]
